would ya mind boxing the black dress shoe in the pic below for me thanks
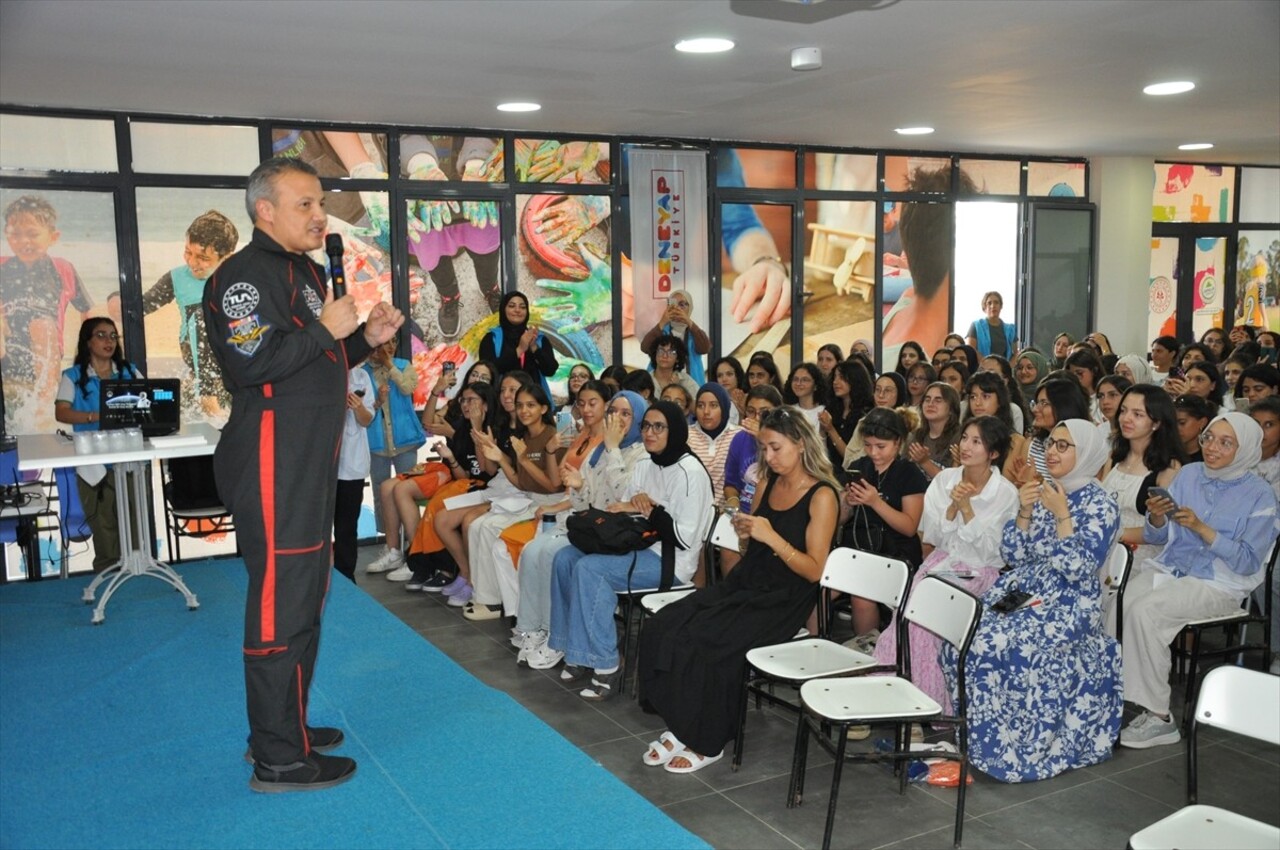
[419,571,454,593]
[307,726,344,751]
[249,753,357,793]
[244,726,345,764]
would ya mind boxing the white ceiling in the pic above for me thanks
[1,0,1277,164]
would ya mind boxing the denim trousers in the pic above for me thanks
[548,544,662,670]
[516,531,571,633]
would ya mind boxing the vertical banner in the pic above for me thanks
[628,149,709,362]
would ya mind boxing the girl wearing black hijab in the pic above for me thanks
[479,291,558,398]
[688,382,742,504]
[547,401,715,702]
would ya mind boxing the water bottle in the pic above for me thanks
[540,512,558,537]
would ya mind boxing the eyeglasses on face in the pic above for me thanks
[1031,399,1053,409]
[639,421,668,433]
[1198,431,1237,451]
[93,331,119,341]
[1045,438,1076,454]
[908,375,929,384]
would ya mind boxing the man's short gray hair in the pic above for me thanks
[245,157,319,223]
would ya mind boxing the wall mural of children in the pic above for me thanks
[141,210,239,422]
[1,194,95,433]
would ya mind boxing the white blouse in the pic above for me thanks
[919,466,1020,569]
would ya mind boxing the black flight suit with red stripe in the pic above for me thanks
[203,229,372,767]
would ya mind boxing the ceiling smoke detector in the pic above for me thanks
[791,47,822,71]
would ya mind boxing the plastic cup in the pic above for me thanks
[73,432,93,455]
[90,431,111,452]
[125,428,144,449]
[107,430,128,452]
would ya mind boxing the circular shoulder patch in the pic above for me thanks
[222,281,260,319]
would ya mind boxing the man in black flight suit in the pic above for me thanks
[203,156,404,792]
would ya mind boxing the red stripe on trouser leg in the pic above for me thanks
[260,410,276,642]
[296,663,309,756]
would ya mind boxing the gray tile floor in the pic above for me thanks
[353,547,1280,850]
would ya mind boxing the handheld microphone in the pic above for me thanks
[325,233,346,299]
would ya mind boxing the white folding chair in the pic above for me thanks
[731,548,910,771]
[1128,665,1280,850]
[787,575,982,850]
[1100,542,1134,646]
[1172,539,1278,731]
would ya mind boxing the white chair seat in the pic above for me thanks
[1129,804,1280,850]
[800,676,942,722]
[1184,608,1248,627]
[170,505,233,520]
[746,638,876,682]
[640,588,695,614]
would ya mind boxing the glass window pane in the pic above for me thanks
[884,156,951,192]
[271,128,388,179]
[716,148,795,189]
[1240,168,1280,223]
[1152,163,1236,223]
[959,159,1021,195]
[720,203,793,365]
[1,188,119,435]
[801,199,876,366]
[514,139,609,184]
[0,113,117,173]
[131,122,259,175]
[954,202,1019,344]
[1235,231,1280,332]
[406,196,506,404]
[137,188,251,427]
[400,134,504,182]
[804,152,876,192]
[1148,237,1178,343]
[514,194,612,400]
[1190,237,1227,341]
[1026,207,1092,356]
[883,198,953,368]
[1027,161,1086,198]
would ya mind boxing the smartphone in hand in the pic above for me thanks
[1149,486,1177,509]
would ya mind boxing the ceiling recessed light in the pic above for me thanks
[895,126,934,136]
[675,37,735,54]
[497,101,541,113]
[1178,142,1215,151]
[1143,81,1195,96]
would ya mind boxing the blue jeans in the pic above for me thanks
[548,544,662,670]
[369,450,418,537]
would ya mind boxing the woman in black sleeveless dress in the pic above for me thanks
[638,407,841,773]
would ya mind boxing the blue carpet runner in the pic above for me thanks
[0,562,707,849]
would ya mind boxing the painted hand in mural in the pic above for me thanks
[462,144,505,182]
[525,141,603,183]
[461,200,499,229]
[533,245,612,334]
[529,195,611,245]
[409,198,463,236]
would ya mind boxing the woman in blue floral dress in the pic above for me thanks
[942,418,1121,782]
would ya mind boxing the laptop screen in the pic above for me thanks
[99,379,182,437]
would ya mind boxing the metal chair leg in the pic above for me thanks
[822,723,850,850]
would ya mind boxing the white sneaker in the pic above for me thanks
[843,628,880,655]
[386,564,413,582]
[1120,711,1181,749]
[527,644,565,671]
[365,548,404,574]
[515,630,540,665]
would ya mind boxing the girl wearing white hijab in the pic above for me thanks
[943,418,1122,782]
[1113,353,1151,387]
[1113,411,1279,749]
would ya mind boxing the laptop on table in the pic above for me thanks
[99,378,182,438]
